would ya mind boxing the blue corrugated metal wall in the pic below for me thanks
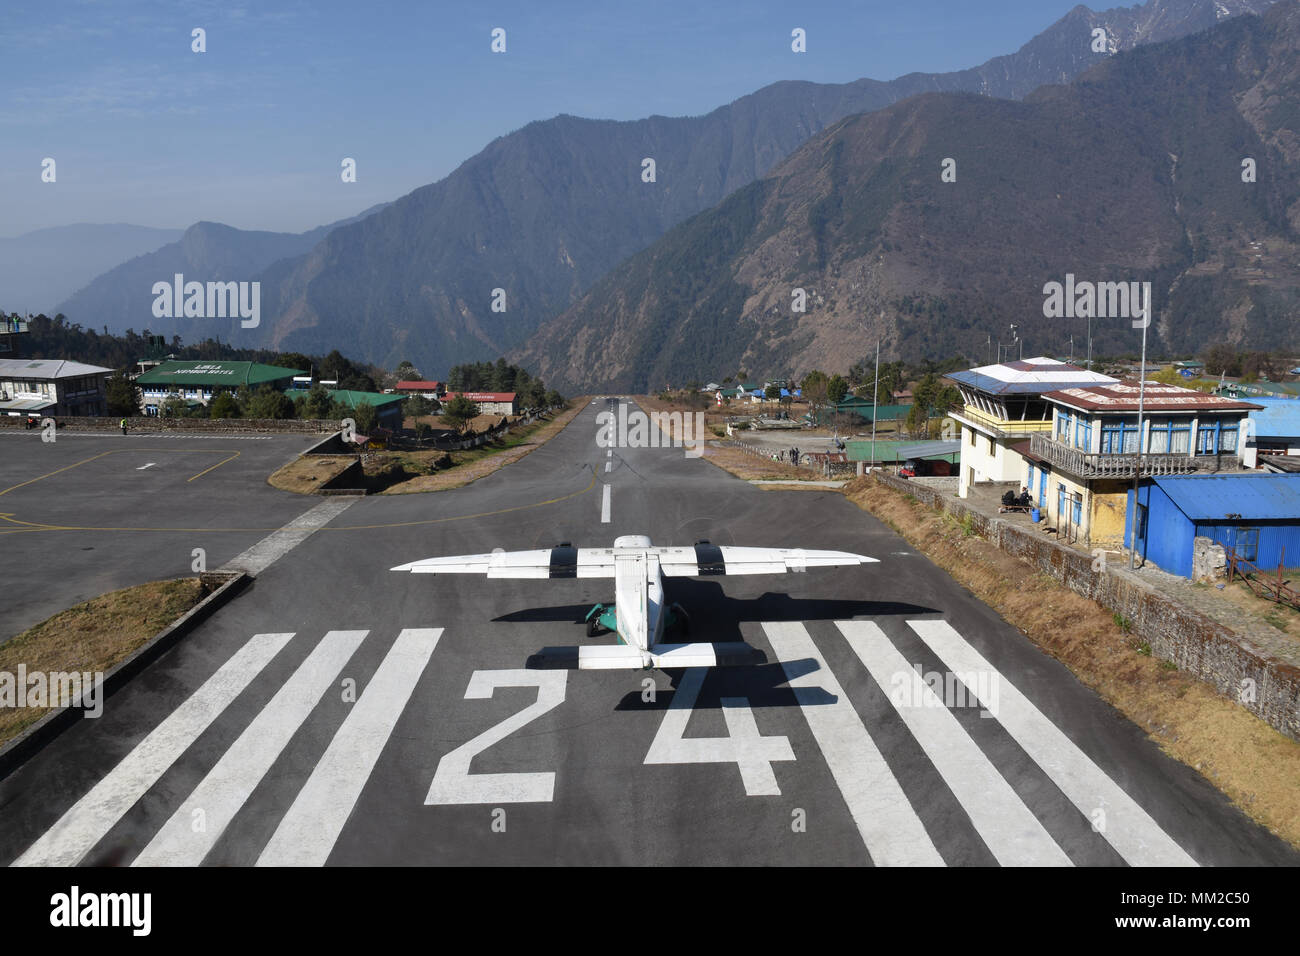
[1127,482,1300,576]
[1195,522,1300,571]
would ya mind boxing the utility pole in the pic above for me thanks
[871,339,880,472]
[1129,302,1150,570]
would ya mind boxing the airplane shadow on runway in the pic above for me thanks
[495,579,936,707]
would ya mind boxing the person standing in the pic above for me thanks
[120,417,128,436]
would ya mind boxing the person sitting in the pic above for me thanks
[1001,490,1017,507]
[1017,487,1032,507]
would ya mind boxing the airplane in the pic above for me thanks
[391,535,877,669]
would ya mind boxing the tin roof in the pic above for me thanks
[845,439,960,463]
[1248,398,1300,438]
[136,360,305,387]
[1046,382,1261,413]
[0,358,113,378]
[895,440,962,459]
[1153,474,1300,521]
[946,356,1117,395]
[326,390,405,409]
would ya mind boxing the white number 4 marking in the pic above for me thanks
[644,667,794,795]
[426,670,567,805]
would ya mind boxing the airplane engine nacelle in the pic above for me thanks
[614,534,653,549]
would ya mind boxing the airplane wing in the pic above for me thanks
[391,545,615,579]
[655,544,877,576]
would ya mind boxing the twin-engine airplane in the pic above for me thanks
[392,535,877,669]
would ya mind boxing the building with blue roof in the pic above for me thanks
[1127,474,1300,577]
[1243,398,1300,469]
[946,356,1117,501]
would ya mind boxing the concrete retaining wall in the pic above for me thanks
[0,572,250,780]
[873,472,1300,742]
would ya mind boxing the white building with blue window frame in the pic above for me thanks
[1021,383,1261,547]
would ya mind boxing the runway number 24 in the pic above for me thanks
[425,668,794,804]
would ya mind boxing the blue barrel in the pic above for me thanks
[1031,508,1041,522]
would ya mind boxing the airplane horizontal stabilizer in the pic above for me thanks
[525,642,765,670]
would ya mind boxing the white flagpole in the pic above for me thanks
[871,338,880,471]
[1129,298,1149,570]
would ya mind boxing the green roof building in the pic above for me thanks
[136,360,306,414]
[326,389,405,429]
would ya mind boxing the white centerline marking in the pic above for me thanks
[909,619,1197,867]
[257,628,443,866]
[763,622,943,865]
[132,629,369,866]
[604,461,611,472]
[838,621,1071,866]
[13,633,294,867]
[135,463,157,470]
[600,483,611,523]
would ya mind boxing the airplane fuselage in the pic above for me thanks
[611,534,665,658]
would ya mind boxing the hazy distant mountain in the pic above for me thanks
[0,223,182,316]
[55,205,388,336]
[49,0,1282,370]
[515,1,1300,392]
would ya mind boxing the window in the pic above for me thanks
[1197,422,1218,454]
[1170,422,1191,454]
[1072,492,1083,527]
[1220,423,1239,452]
[1101,419,1139,454]
[988,435,994,455]
[1234,527,1259,562]
[1074,417,1092,451]
[1055,412,1071,443]
[1149,421,1170,454]
[1146,420,1191,454]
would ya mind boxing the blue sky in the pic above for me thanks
[0,0,1087,237]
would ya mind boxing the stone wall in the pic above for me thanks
[873,472,1300,742]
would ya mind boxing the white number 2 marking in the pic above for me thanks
[426,669,567,805]
[644,667,794,795]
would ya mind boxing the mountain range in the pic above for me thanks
[0,224,182,316]
[516,0,1300,392]
[39,0,1280,379]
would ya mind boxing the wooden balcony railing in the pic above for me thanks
[1029,433,1213,478]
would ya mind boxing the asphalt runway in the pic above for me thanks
[0,400,1295,866]
[0,430,320,638]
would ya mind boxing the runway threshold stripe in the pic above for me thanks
[131,629,369,867]
[837,621,1072,867]
[762,622,943,866]
[12,632,294,868]
[256,628,443,867]
[909,619,1198,867]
